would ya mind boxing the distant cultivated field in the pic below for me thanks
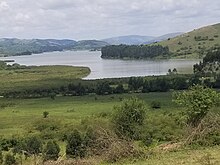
[0,65,90,93]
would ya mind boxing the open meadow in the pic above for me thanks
[0,92,175,138]
[0,65,90,93]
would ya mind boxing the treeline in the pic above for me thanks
[101,45,170,59]
[0,61,29,70]
[2,75,210,99]
[203,48,220,63]
[194,47,220,74]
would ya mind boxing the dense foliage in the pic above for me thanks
[101,44,170,59]
[0,150,3,164]
[203,48,220,63]
[112,97,147,139]
[2,75,196,98]
[4,153,16,165]
[174,85,220,126]
[43,141,60,161]
[66,130,86,158]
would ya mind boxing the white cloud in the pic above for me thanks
[0,1,9,11]
[0,0,220,39]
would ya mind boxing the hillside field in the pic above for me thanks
[157,23,220,58]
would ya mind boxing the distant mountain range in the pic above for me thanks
[143,32,183,44]
[102,35,155,45]
[0,33,183,57]
[102,33,183,45]
[0,39,109,57]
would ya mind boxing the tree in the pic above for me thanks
[112,97,147,139]
[172,68,178,74]
[66,130,85,158]
[128,77,144,91]
[168,69,172,75]
[24,136,42,165]
[43,141,60,161]
[96,82,112,95]
[114,84,125,94]
[173,85,219,127]
[50,93,56,100]
[4,153,16,165]
[43,111,49,118]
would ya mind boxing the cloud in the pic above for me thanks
[0,1,9,11]
[0,0,220,40]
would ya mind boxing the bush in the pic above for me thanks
[66,130,86,158]
[0,150,3,164]
[184,113,220,146]
[142,114,184,143]
[112,97,147,140]
[43,111,49,118]
[150,101,161,109]
[173,85,220,127]
[4,153,16,165]
[34,119,60,132]
[24,136,42,155]
[43,141,60,161]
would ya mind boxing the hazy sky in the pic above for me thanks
[0,0,220,40]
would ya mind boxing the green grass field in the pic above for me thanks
[0,65,90,93]
[1,92,220,164]
[0,92,176,138]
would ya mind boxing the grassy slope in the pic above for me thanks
[0,65,90,93]
[157,23,220,58]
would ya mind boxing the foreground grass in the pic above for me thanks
[18,146,220,165]
[113,146,220,165]
[1,92,220,164]
[0,65,90,93]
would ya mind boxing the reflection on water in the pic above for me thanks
[0,51,200,79]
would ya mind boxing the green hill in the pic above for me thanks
[157,23,220,58]
[0,39,108,57]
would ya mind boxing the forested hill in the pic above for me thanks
[157,23,220,58]
[0,38,109,57]
[101,45,170,59]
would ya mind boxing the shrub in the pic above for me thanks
[66,130,86,158]
[141,113,185,144]
[0,150,3,164]
[173,85,220,127]
[43,111,49,118]
[4,153,16,165]
[34,119,60,132]
[43,141,60,161]
[184,113,220,146]
[150,101,161,109]
[24,136,42,156]
[112,97,147,140]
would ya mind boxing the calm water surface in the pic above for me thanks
[0,51,200,79]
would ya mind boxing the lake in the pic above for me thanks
[0,51,200,79]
